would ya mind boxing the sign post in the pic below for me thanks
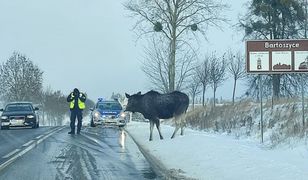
[302,74,305,129]
[246,39,308,143]
[259,74,263,143]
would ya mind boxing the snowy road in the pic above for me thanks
[0,126,159,180]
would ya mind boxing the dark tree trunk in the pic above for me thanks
[202,85,206,107]
[272,74,281,100]
[232,77,237,105]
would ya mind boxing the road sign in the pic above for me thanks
[246,39,308,74]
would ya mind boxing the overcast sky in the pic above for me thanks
[0,0,246,101]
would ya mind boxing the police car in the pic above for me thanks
[90,98,127,127]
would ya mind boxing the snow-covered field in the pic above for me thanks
[125,121,308,180]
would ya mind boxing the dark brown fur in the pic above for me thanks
[125,90,189,141]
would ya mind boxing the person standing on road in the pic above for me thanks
[67,88,86,134]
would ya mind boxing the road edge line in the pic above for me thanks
[0,126,65,172]
[124,128,168,179]
[124,127,196,180]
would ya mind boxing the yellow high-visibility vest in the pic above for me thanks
[70,94,85,110]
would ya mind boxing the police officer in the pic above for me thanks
[67,88,86,134]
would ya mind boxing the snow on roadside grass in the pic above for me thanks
[125,121,308,180]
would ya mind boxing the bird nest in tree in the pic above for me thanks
[191,24,198,31]
[154,22,163,32]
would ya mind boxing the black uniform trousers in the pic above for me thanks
[70,110,83,133]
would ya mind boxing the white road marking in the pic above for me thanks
[35,135,43,139]
[22,140,35,147]
[82,133,99,144]
[2,149,20,159]
[0,126,66,172]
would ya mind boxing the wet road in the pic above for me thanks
[0,126,160,180]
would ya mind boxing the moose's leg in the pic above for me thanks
[171,116,180,139]
[171,126,180,139]
[180,125,184,135]
[149,120,154,141]
[180,114,186,136]
[154,118,163,140]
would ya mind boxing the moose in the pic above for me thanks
[125,90,189,141]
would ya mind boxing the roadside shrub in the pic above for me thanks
[185,98,308,146]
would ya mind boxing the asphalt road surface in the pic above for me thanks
[0,126,160,180]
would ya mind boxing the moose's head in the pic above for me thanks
[125,91,142,113]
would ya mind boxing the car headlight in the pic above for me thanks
[120,112,126,118]
[93,111,100,118]
[27,115,35,119]
[1,116,8,120]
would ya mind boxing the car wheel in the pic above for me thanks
[32,122,37,129]
[1,126,9,130]
[90,119,96,127]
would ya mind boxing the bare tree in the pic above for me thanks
[187,71,201,110]
[0,52,43,103]
[209,52,226,107]
[142,38,196,92]
[125,0,228,92]
[245,73,308,101]
[227,50,246,105]
[196,57,210,107]
[42,89,67,126]
[142,38,169,92]
[111,92,125,102]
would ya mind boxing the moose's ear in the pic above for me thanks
[125,93,130,98]
[137,91,141,95]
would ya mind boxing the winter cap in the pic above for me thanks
[73,88,80,94]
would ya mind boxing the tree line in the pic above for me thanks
[125,0,308,107]
[0,52,95,125]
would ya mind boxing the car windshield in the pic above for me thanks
[5,104,33,112]
[97,102,122,111]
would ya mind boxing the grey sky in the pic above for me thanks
[0,0,246,101]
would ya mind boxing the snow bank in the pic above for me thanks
[125,121,308,180]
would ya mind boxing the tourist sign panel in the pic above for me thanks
[246,39,308,74]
